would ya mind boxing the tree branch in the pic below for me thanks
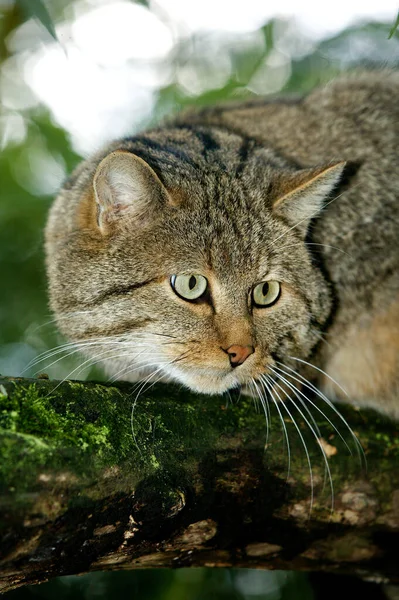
[0,375,399,592]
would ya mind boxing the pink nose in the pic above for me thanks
[225,344,254,368]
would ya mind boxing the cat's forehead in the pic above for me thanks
[109,126,305,279]
[136,192,280,284]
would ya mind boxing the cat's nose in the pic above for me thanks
[225,344,254,368]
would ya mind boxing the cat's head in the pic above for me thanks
[45,126,344,394]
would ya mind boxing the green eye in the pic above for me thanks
[252,280,280,307]
[170,274,208,301]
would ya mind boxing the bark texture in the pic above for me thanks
[0,375,399,592]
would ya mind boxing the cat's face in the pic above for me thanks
[46,128,344,394]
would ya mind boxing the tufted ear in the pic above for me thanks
[93,150,170,234]
[272,162,346,237]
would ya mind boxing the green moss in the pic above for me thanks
[1,376,399,514]
[0,383,111,452]
[0,383,117,491]
[0,379,233,492]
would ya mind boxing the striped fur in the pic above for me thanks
[46,71,399,416]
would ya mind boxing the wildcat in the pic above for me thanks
[45,71,399,419]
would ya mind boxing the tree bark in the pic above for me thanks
[0,375,399,593]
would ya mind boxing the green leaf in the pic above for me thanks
[16,0,57,41]
[388,11,399,39]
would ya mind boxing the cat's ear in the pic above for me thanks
[272,162,346,237]
[93,150,170,234]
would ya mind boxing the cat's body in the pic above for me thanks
[46,71,399,417]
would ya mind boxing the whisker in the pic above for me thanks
[272,364,354,455]
[130,352,192,457]
[107,348,152,383]
[224,388,234,410]
[288,356,348,398]
[78,349,161,381]
[30,341,155,376]
[23,336,137,372]
[249,380,261,414]
[270,367,322,437]
[44,342,164,396]
[23,334,176,374]
[270,369,335,513]
[102,357,165,388]
[251,379,270,449]
[263,374,314,516]
[282,359,365,467]
[259,375,291,481]
[31,343,125,376]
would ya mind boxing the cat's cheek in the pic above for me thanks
[253,313,314,361]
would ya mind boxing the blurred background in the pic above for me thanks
[1,0,398,598]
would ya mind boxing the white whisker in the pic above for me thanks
[281,359,365,467]
[259,375,291,481]
[23,334,174,374]
[271,367,322,437]
[23,336,136,372]
[31,342,153,376]
[263,374,314,516]
[130,352,191,457]
[269,369,335,513]
[288,356,348,397]
[272,365,353,455]
[251,379,270,449]
[45,345,161,396]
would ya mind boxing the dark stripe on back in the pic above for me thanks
[193,128,228,172]
[193,129,220,152]
[169,123,228,171]
[172,120,302,172]
[235,137,255,177]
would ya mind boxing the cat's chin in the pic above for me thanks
[181,377,238,396]
[109,364,237,394]
[166,367,241,395]
[110,363,262,395]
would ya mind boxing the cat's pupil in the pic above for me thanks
[262,282,269,297]
[189,276,196,290]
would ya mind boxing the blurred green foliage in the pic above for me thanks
[5,570,315,600]
[389,11,399,38]
[15,0,57,40]
[0,0,398,598]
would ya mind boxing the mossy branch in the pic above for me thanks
[1,375,399,592]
